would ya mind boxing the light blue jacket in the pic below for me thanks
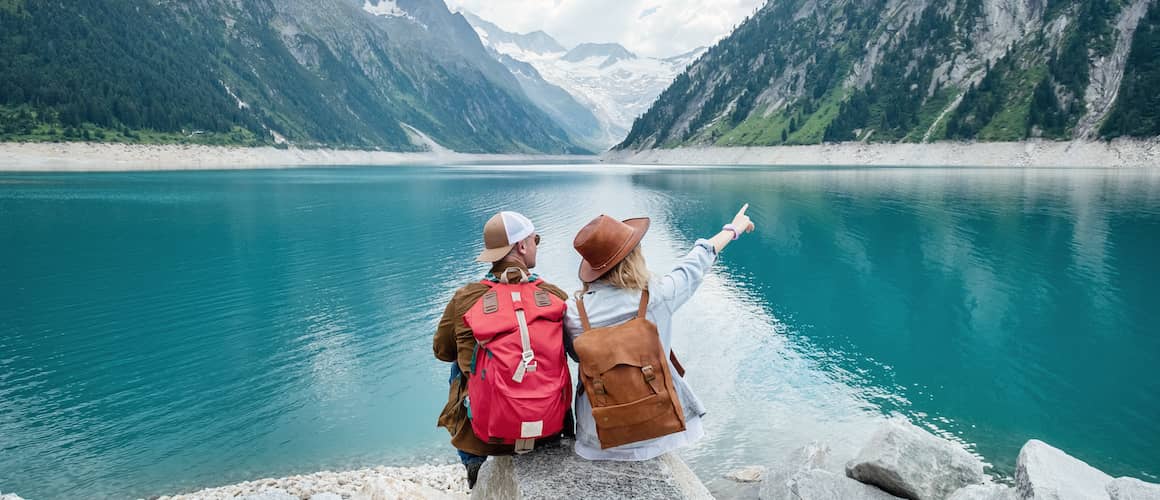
[564,240,717,460]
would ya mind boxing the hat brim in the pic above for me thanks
[476,244,515,263]
[578,217,650,282]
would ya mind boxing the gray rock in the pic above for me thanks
[1015,439,1113,500]
[310,493,345,500]
[1,494,26,500]
[790,469,904,499]
[759,442,832,500]
[845,418,985,500]
[1107,477,1160,500]
[241,489,298,500]
[947,484,1017,500]
[727,466,766,483]
[471,438,711,499]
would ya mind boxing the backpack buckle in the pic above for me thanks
[512,350,537,383]
[642,365,656,382]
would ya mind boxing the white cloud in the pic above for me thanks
[443,0,766,58]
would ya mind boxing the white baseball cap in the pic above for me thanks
[476,211,536,262]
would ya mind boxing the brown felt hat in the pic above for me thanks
[574,215,650,282]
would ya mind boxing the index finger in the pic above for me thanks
[737,203,749,217]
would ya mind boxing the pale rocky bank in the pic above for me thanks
[0,142,595,172]
[605,139,1160,168]
[2,418,1158,499]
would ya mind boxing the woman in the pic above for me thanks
[564,204,755,460]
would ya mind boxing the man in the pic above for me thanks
[433,211,571,488]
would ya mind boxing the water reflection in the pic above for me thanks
[632,166,1160,479]
[1,166,1158,499]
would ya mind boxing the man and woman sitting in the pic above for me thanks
[433,206,756,487]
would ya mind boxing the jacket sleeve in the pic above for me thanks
[563,296,583,362]
[655,239,718,314]
[433,293,460,362]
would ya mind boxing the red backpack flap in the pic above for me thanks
[462,280,571,452]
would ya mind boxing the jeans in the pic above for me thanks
[457,449,487,466]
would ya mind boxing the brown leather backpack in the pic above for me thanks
[573,287,687,449]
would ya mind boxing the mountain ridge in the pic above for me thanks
[616,0,1160,151]
[0,0,588,154]
[462,10,705,149]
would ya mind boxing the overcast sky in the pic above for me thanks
[442,0,767,58]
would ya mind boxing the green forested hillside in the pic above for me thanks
[0,0,585,153]
[617,0,1159,150]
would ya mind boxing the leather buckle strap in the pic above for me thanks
[592,378,608,406]
[576,283,592,331]
[642,365,656,382]
[637,287,649,318]
[669,351,686,377]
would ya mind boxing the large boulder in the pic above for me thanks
[946,484,1017,500]
[759,441,832,500]
[471,438,711,499]
[1107,477,1160,500]
[845,418,985,499]
[1015,439,1112,500]
[790,469,904,499]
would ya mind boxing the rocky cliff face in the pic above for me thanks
[617,0,1160,150]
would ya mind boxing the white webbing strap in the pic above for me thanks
[511,291,537,383]
[514,438,535,454]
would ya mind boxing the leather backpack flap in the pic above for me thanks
[575,319,663,405]
[572,317,688,449]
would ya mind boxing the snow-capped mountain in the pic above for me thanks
[462,11,705,150]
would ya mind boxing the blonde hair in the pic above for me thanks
[597,245,651,290]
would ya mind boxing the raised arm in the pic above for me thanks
[656,204,756,312]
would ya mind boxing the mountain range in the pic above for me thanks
[617,0,1160,150]
[462,11,705,150]
[0,0,588,153]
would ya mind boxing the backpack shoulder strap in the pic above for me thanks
[637,287,650,318]
[669,351,686,377]
[575,283,591,331]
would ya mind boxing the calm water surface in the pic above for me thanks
[1,165,1158,498]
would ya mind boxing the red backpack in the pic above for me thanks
[462,273,571,453]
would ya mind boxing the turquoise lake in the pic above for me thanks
[2,165,1158,499]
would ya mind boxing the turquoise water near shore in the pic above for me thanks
[2,165,1158,498]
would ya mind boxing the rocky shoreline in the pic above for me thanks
[3,139,1159,172]
[604,139,1160,168]
[718,418,1160,500]
[1,465,468,500]
[3,418,1157,499]
[0,142,595,172]
[148,464,469,500]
